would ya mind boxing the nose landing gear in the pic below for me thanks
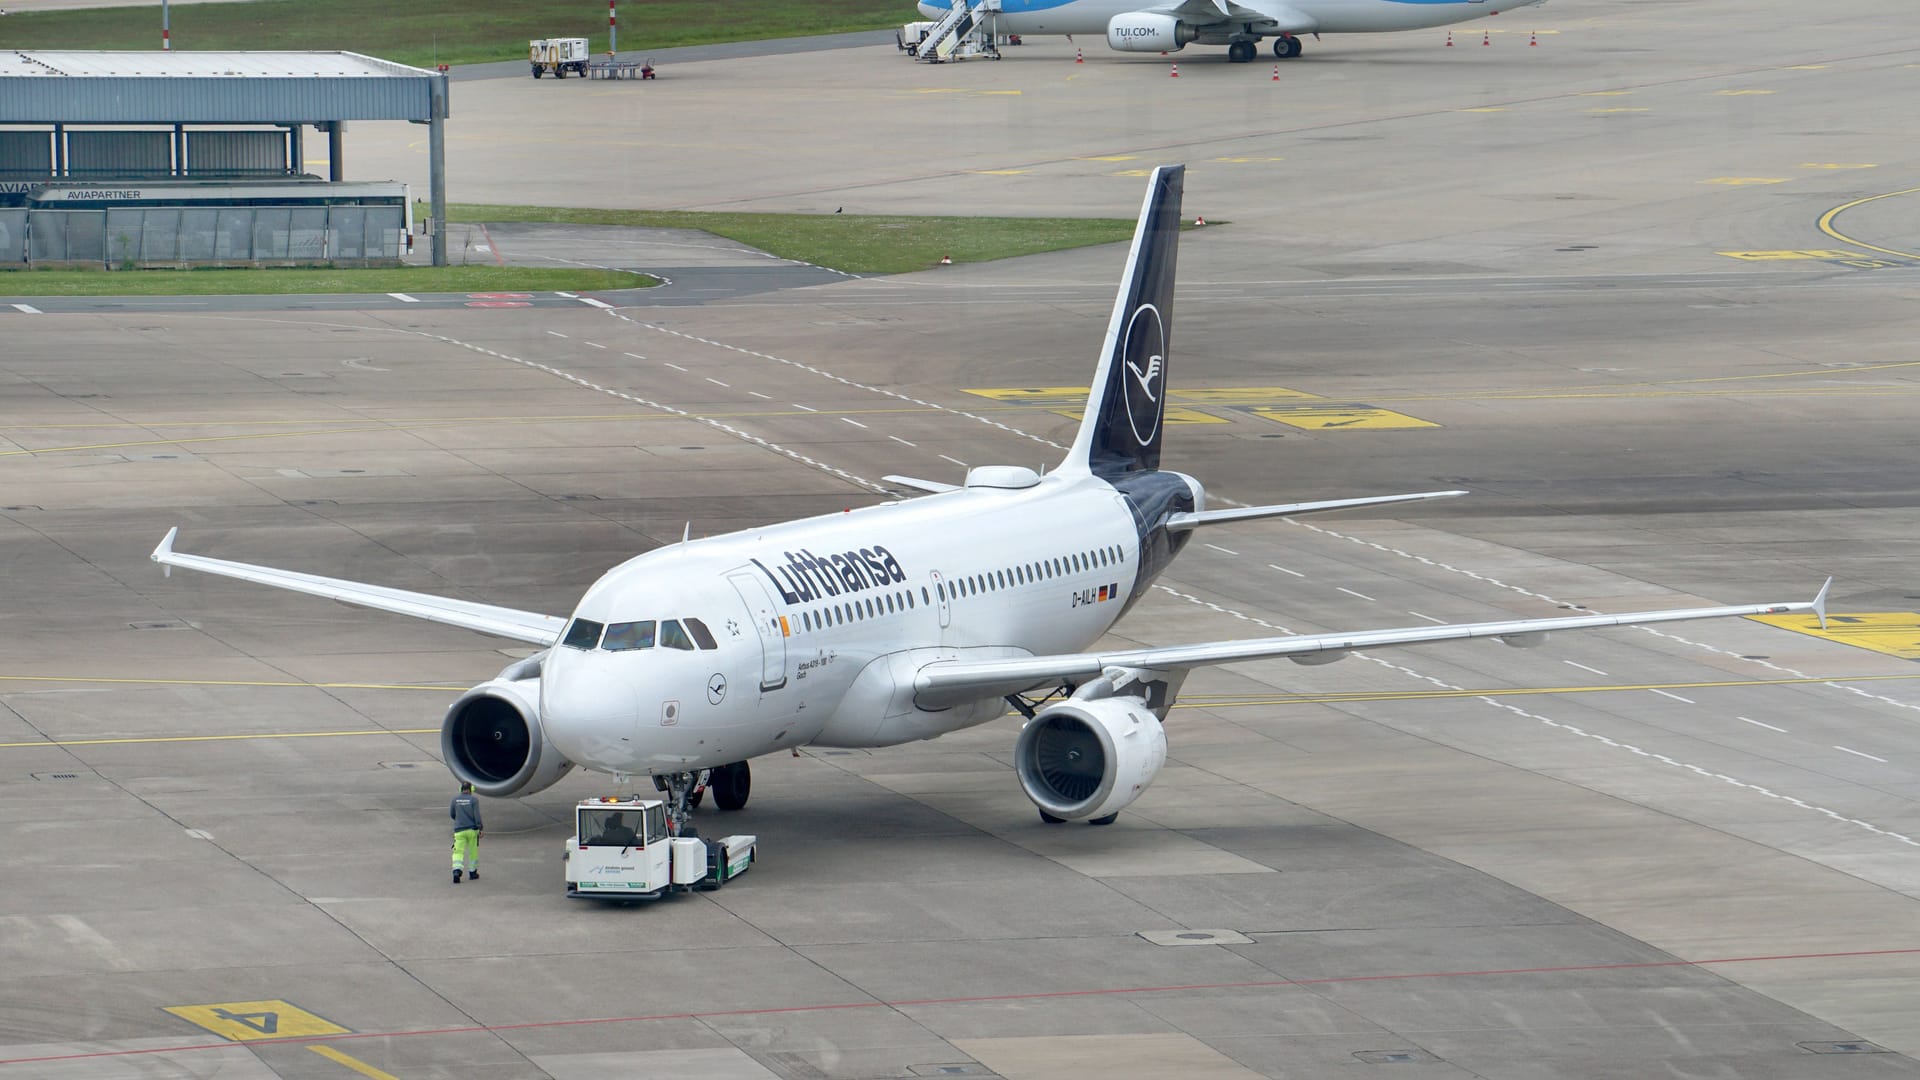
[655,760,752,834]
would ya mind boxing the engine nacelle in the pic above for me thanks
[442,676,574,798]
[1014,698,1167,820]
[1107,12,1196,53]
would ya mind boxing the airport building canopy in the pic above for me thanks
[1,51,446,124]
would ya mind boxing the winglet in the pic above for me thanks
[152,527,178,578]
[1813,576,1831,631]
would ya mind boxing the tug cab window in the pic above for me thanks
[602,620,656,651]
[685,618,718,650]
[562,619,605,650]
[660,620,695,650]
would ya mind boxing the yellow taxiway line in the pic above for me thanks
[1819,186,1920,261]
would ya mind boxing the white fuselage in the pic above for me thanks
[540,471,1147,776]
[916,0,1544,37]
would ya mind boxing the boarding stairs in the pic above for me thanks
[919,0,1001,61]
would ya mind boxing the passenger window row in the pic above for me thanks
[793,543,1127,634]
[559,616,719,652]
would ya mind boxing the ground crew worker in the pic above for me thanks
[451,782,483,884]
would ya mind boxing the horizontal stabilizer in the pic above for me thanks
[1165,489,1466,532]
[883,474,960,494]
[151,528,567,646]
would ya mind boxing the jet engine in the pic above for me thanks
[442,674,574,798]
[1014,697,1167,821]
[1107,12,1197,53]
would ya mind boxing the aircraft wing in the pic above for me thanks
[1155,0,1315,31]
[151,528,567,646]
[912,583,1829,705]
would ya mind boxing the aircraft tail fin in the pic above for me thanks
[1060,164,1184,478]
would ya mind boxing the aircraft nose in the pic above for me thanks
[916,2,941,18]
[540,652,638,736]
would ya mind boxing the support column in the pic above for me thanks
[328,121,345,182]
[289,124,302,177]
[429,75,448,267]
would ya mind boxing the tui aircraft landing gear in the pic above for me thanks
[1228,39,1256,63]
[1274,35,1302,58]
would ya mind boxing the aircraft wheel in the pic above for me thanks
[1228,40,1255,63]
[1039,809,1067,824]
[1286,37,1303,58]
[1088,812,1119,826]
[712,760,751,811]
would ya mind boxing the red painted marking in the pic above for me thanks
[7,945,1919,1066]
[465,293,533,300]
[478,222,506,267]
[465,301,532,308]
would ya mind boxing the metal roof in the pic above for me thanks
[0,51,445,124]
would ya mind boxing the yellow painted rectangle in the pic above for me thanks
[1801,163,1877,169]
[1049,406,1228,425]
[963,387,1087,404]
[1717,249,1870,261]
[1702,177,1788,185]
[1172,386,1321,403]
[1252,405,1439,430]
[1715,89,1775,95]
[164,1000,350,1042]
[1747,613,1920,660]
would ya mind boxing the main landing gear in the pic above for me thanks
[655,760,752,835]
[1228,40,1257,63]
[1274,35,1302,58]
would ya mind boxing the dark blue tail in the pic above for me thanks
[1060,164,1184,479]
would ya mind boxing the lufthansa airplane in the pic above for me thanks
[154,165,1825,833]
[916,0,1547,62]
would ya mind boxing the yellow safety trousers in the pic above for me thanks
[452,828,479,870]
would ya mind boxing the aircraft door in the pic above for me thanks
[726,573,788,692]
[929,570,951,629]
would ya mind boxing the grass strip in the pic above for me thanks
[0,266,653,297]
[0,0,907,69]
[440,204,1139,275]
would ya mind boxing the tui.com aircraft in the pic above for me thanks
[154,165,1825,833]
[915,0,1547,63]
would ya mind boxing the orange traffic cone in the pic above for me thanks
[939,255,952,265]
[1075,47,1084,63]
[1445,31,1453,47]
[1529,31,1537,46]
[1193,215,1206,225]
[1482,30,1490,45]
[1169,62,1179,77]
[1271,64,1279,80]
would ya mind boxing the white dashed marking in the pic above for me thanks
[940,454,969,467]
[706,377,730,387]
[749,391,772,399]
[546,331,568,339]
[12,304,43,314]
[624,352,646,360]
[1337,586,1376,602]
[889,435,916,446]
[1739,716,1787,732]
[1564,661,1609,676]
[1408,611,1447,624]
[1267,564,1305,578]
[387,293,419,303]
[841,417,868,429]
[585,342,607,349]
[555,291,578,298]
[793,404,817,412]
[578,297,614,309]
[663,363,688,372]
[1835,746,1888,763]
[1650,689,1695,704]
[1204,544,1239,556]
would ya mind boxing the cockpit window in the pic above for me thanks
[602,620,656,651]
[660,620,695,650]
[685,618,718,650]
[561,618,605,650]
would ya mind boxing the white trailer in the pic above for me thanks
[564,796,756,900]
[529,38,591,79]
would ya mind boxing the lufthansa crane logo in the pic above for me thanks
[1121,303,1166,448]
